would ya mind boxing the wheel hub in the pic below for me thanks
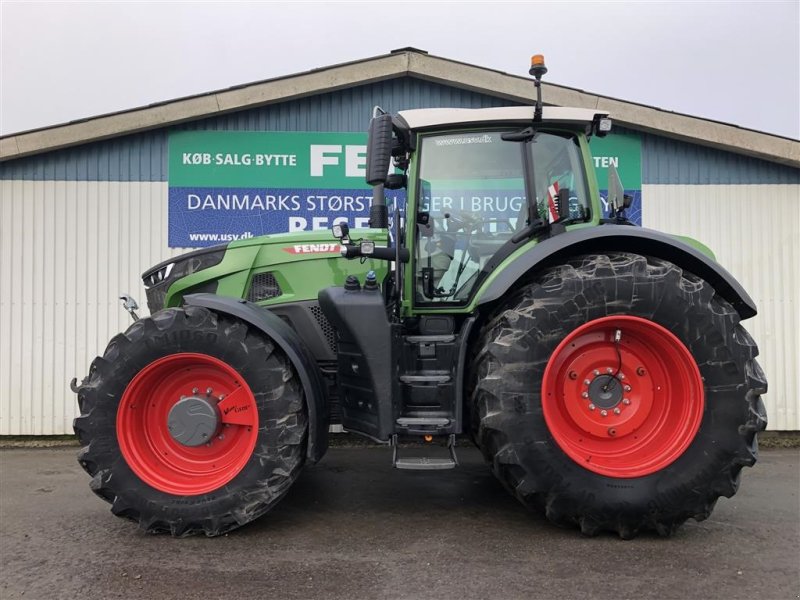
[167,395,220,447]
[587,375,623,409]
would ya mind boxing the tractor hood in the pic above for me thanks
[141,229,390,314]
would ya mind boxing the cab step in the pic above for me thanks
[396,417,450,427]
[399,373,451,384]
[391,434,458,470]
[395,457,457,470]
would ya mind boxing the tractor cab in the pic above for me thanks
[398,106,603,306]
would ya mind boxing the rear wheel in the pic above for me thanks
[469,252,767,537]
[74,306,307,536]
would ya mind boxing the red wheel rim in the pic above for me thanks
[542,316,704,478]
[116,353,258,495]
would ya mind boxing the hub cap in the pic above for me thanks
[116,353,258,495]
[542,316,704,478]
[167,395,220,447]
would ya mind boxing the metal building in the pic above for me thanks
[1,48,798,435]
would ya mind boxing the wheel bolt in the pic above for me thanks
[613,407,621,415]
[206,387,213,395]
[588,404,596,411]
[192,388,199,394]
[582,392,589,398]
[623,398,631,405]
[619,373,625,380]
[624,385,632,392]
[593,370,600,376]
[606,367,613,374]
[584,379,591,386]
[600,409,608,417]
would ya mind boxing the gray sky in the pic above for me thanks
[1,1,798,139]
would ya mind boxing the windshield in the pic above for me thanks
[414,129,589,305]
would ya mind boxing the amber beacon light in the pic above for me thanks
[529,54,548,78]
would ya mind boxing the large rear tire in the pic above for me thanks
[469,252,767,538]
[73,306,307,536]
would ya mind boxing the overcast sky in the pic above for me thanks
[1,1,798,139]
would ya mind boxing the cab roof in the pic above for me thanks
[397,106,608,130]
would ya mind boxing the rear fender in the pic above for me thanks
[184,294,328,463]
[477,225,757,319]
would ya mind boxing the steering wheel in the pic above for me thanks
[443,210,487,233]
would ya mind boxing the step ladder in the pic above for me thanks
[391,434,458,470]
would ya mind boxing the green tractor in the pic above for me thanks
[73,56,767,538]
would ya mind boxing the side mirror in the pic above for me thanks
[366,114,393,186]
[607,164,626,213]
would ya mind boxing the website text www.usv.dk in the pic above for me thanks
[187,232,255,242]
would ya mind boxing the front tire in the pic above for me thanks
[469,252,767,538]
[73,306,307,536]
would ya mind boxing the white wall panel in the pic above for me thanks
[643,184,799,430]
[0,180,184,434]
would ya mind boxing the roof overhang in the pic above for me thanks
[1,49,798,168]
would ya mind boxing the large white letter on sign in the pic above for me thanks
[310,145,342,176]
[345,145,367,178]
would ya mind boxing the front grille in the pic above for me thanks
[247,272,281,302]
[145,283,169,313]
[310,304,337,355]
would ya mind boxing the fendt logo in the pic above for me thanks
[282,243,342,255]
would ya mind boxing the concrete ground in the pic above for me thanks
[0,446,798,600]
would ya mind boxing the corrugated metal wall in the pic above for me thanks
[1,75,798,433]
[0,181,179,434]
[642,184,799,430]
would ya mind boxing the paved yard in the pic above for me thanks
[1,446,798,600]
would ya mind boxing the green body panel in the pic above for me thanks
[673,235,716,259]
[162,229,390,309]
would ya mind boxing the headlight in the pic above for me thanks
[142,246,226,312]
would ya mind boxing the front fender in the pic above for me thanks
[477,225,757,319]
[184,294,328,463]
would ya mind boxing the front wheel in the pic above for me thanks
[469,252,767,538]
[73,306,308,536]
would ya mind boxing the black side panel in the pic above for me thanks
[318,287,395,442]
[183,294,328,463]
[269,301,337,361]
[478,225,757,319]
